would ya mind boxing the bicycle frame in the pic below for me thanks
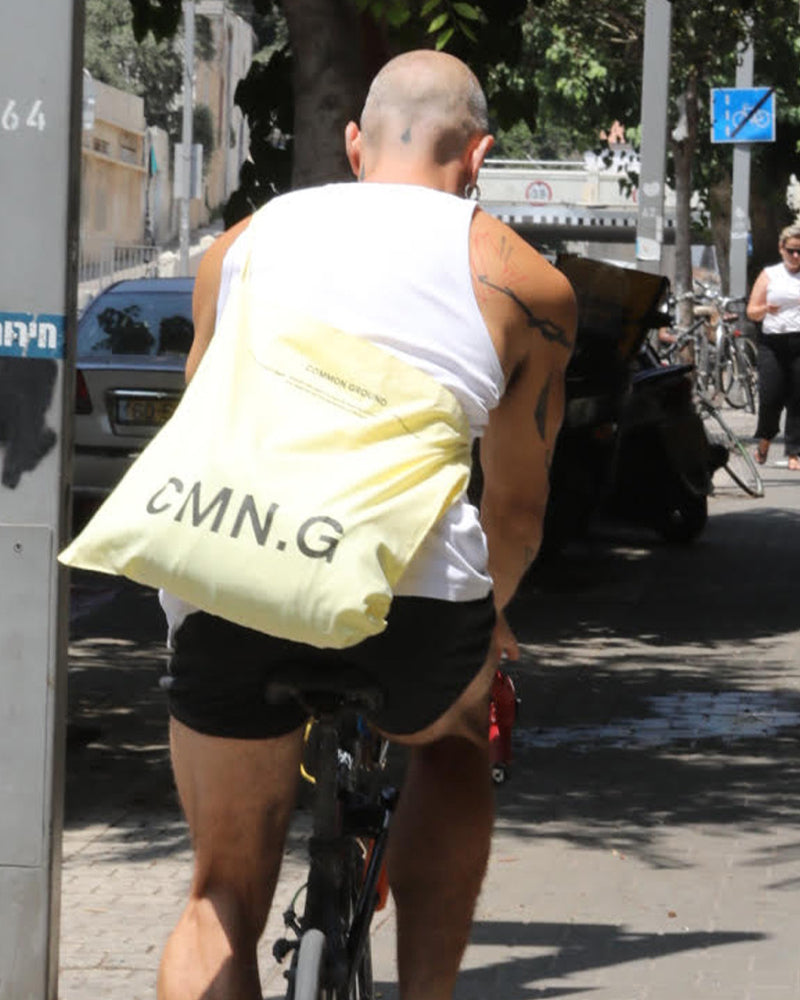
[272,693,396,1000]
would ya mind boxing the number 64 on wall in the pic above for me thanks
[2,99,46,132]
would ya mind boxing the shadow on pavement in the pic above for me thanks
[377,921,763,999]
[495,506,800,866]
[66,571,177,841]
[66,506,800,869]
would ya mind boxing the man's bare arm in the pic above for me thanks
[186,216,251,383]
[472,216,576,610]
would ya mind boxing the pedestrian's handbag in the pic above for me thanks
[59,245,471,649]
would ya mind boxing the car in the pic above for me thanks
[72,277,194,530]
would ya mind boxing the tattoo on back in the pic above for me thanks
[478,275,572,349]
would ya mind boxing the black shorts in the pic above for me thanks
[164,594,495,739]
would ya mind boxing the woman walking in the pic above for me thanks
[746,223,800,469]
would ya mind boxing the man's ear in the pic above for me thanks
[345,121,363,179]
[467,133,495,186]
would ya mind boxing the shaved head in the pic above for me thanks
[359,50,489,165]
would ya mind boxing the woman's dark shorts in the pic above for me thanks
[164,594,496,739]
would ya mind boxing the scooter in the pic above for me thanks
[604,345,721,543]
[541,255,719,554]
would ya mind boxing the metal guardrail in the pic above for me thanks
[77,240,162,309]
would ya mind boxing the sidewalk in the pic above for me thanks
[59,405,800,1000]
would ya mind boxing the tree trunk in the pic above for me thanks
[281,0,372,188]
[671,72,699,327]
[709,172,731,293]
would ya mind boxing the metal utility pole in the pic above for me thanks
[730,36,754,298]
[636,0,672,275]
[0,1,83,997]
[179,0,195,276]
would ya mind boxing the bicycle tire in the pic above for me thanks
[700,400,764,497]
[741,337,759,412]
[721,337,756,412]
[695,333,715,395]
[293,929,328,1000]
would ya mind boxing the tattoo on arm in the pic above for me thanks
[401,127,411,144]
[478,275,573,349]
[535,374,552,442]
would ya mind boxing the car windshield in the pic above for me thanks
[78,289,194,357]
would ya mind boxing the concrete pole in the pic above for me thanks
[730,35,754,298]
[636,0,672,275]
[179,0,195,276]
[0,1,83,997]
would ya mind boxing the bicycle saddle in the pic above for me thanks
[264,664,384,718]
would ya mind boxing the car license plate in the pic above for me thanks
[115,394,178,427]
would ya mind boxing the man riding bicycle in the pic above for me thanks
[157,49,576,1000]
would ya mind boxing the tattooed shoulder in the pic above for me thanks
[478,274,573,351]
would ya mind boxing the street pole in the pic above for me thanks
[179,0,195,277]
[730,35,754,299]
[0,1,83,997]
[636,0,672,275]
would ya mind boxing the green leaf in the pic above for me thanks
[459,20,478,42]
[420,0,442,16]
[435,25,455,49]
[452,2,482,20]
[428,12,449,32]
[386,4,411,27]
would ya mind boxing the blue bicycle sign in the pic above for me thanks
[711,87,775,144]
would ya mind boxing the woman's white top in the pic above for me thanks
[161,182,505,638]
[763,262,800,333]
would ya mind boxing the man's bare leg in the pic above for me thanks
[383,656,496,1000]
[157,718,304,1000]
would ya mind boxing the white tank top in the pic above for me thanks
[763,262,800,334]
[161,183,504,638]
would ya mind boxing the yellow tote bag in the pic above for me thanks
[59,259,471,649]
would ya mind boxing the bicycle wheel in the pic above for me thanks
[293,929,328,1000]
[700,400,764,497]
[740,337,759,412]
[695,333,717,397]
[719,338,745,409]
[721,337,756,411]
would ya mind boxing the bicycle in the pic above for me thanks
[703,288,758,413]
[695,385,764,498]
[657,293,718,395]
[263,660,518,998]
[266,670,397,1000]
[659,284,758,413]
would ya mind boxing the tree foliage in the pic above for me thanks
[123,0,532,218]
[127,0,800,284]
[85,0,215,144]
[520,0,800,290]
[218,0,529,221]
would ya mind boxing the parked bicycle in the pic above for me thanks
[658,282,758,413]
